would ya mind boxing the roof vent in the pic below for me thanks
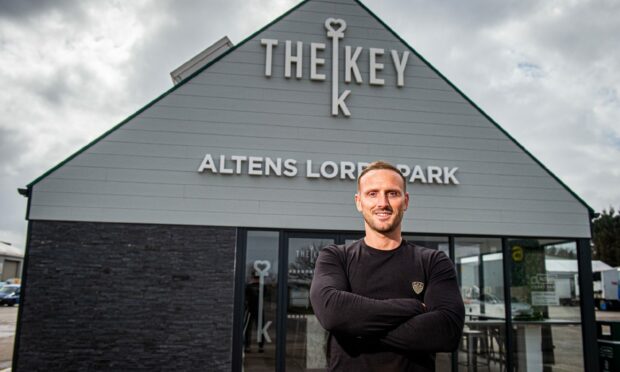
[170,36,234,84]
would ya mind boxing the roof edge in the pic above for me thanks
[354,0,594,215]
[27,0,311,188]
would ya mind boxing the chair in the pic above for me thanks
[460,327,491,372]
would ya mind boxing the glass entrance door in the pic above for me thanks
[236,230,361,372]
[285,236,335,372]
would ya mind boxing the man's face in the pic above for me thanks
[355,169,409,236]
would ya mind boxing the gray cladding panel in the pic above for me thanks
[128,115,505,141]
[30,0,591,237]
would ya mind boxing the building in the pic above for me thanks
[0,241,23,282]
[14,0,597,370]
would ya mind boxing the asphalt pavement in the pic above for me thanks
[0,305,17,371]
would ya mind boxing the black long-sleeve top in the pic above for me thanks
[309,239,465,372]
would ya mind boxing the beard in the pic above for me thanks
[362,206,405,234]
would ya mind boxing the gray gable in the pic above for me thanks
[27,0,592,238]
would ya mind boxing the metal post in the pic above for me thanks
[276,232,288,372]
[577,238,599,371]
[449,236,459,372]
[502,238,514,372]
[231,228,247,372]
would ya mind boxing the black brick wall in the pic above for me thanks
[15,221,237,371]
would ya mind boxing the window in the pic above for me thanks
[507,238,583,371]
[455,237,506,371]
[243,231,279,371]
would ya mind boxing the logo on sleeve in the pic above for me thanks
[411,281,424,295]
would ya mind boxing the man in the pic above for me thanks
[309,161,464,371]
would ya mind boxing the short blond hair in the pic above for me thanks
[357,161,407,192]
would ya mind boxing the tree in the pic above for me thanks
[592,207,620,267]
[545,246,577,259]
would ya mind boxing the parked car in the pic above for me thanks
[464,293,534,319]
[0,284,20,306]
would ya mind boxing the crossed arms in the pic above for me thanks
[309,246,465,352]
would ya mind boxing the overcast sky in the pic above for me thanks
[1,0,619,250]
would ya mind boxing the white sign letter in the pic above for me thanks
[310,42,326,81]
[197,154,217,173]
[325,18,351,117]
[283,159,298,177]
[410,165,427,183]
[345,46,363,84]
[443,167,460,184]
[261,39,278,77]
[369,48,385,86]
[391,50,409,87]
[285,40,303,79]
[306,160,320,178]
[397,164,411,179]
[340,161,356,180]
[427,166,443,184]
[265,157,283,176]
[248,156,264,176]
[357,162,369,178]
[219,155,233,174]
[320,161,339,179]
[334,90,351,116]
[231,155,248,174]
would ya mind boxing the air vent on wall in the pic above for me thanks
[170,36,233,84]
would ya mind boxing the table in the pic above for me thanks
[465,316,582,371]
